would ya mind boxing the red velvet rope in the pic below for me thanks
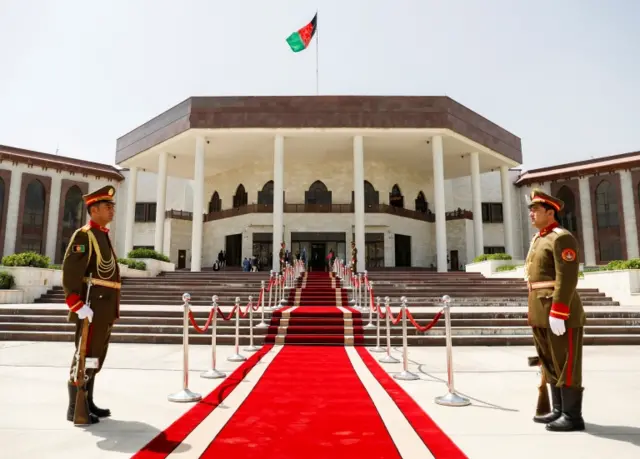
[187,307,216,334]
[406,308,444,332]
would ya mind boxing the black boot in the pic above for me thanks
[66,382,100,424]
[533,384,562,424]
[87,377,111,418]
[546,387,585,432]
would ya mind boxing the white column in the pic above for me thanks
[154,151,168,254]
[123,166,138,257]
[190,137,205,272]
[578,177,596,266]
[3,172,22,256]
[500,165,515,255]
[45,177,62,260]
[432,136,447,272]
[619,171,639,258]
[272,135,284,271]
[353,135,366,273]
[469,152,484,257]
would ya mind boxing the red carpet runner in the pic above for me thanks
[264,271,365,345]
[133,345,467,458]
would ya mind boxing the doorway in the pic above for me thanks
[177,250,186,270]
[450,250,459,271]
[310,243,326,271]
[394,234,411,267]
[225,234,242,266]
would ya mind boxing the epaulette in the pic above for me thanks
[80,223,91,232]
[552,227,567,235]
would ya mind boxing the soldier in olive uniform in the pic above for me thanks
[278,242,286,273]
[525,188,586,432]
[350,241,358,273]
[63,185,121,425]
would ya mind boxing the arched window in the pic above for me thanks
[415,191,428,213]
[305,180,332,205]
[595,179,623,262]
[60,186,84,261]
[232,184,248,208]
[556,186,578,235]
[21,179,46,253]
[258,180,274,206]
[208,191,221,213]
[389,184,404,208]
[364,180,379,206]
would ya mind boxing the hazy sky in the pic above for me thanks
[1,0,638,170]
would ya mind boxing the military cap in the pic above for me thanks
[83,185,116,207]
[527,188,563,212]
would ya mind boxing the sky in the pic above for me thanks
[0,0,638,171]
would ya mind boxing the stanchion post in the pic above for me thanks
[168,293,202,402]
[202,295,225,379]
[244,296,261,352]
[379,296,400,364]
[364,280,375,330]
[435,294,471,407]
[394,296,420,380]
[370,296,385,353]
[256,280,268,328]
[227,297,247,362]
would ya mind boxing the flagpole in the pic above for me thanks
[315,10,319,95]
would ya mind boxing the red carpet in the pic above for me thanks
[133,345,467,458]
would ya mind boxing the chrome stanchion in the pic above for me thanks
[227,297,247,362]
[256,280,268,328]
[268,271,274,309]
[244,296,261,352]
[202,295,225,379]
[364,280,376,330]
[370,296,385,353]
[435,295,471,407]
[379,296,400,364]
[394,296,420,381]
[357,273,363,310]
[168,293,202,402]
[280,273,287,305]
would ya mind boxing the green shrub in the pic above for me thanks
[118,258,147,271]
[48,264,62,270]
[600,259,640,271]
[127,248,170,263]
[472,253,513,263]
[0,271,14,289]
[1,252,50,268]
[496,264,517,272]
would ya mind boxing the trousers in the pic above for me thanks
[532,326,583,388]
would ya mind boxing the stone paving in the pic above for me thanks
[1,341,639,458]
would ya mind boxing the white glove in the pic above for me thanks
[549,316,566,336]
[76,305,93,322]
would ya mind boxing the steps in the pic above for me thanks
[263,272,365,346]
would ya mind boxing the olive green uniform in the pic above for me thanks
[64,223,121,378]
[278,247,285,272]
[350,245,358,273]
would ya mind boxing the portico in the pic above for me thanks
[115,96,522,272]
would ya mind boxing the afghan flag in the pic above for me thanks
[285,13,317,53]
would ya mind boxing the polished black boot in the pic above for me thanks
[66,382,100,424]
[87,377,111,418]
[546,387,585,432]
[533,384,562,424]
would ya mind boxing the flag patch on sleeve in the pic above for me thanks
[72,244,86,253]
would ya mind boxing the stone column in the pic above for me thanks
[469,152,484,257]
[272,135,285,271]
[123,166,138,256]
[578,177,596,266]
[353,135,366,273]
[154,151,168,254]
[45,176,62,260]
[190,137,205,272]
[619,170,639,258]
[432,135,447,272]
[500,165,515,255]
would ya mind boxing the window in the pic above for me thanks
[59,186,84,262]
[415,191,428,213]
[595,179,623,262]
[135,203,157,222]
[481,203,503,223]
[258,181,274,206]
[389,184,404,208]
[21,179,46,253]
[208,191,221,213]
[305,180,332,205]
[233,184,248,208]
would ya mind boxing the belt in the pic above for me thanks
[84,277,121,290]
[528,280,555,291]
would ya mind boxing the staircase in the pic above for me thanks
[2,269,639,345]
[264,271,365,346]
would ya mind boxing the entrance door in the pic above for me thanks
[450,250,459,271]
[310,243,326,271]
[394,234,411,267]
[178,250,186,270]
[225,234,242,266]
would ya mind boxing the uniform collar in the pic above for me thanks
[538,221,558,237]
[89,219,109,233]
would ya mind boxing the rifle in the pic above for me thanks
[528,356,550,416]
[71,275,98,426]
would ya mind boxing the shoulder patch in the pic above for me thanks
[553,227,567,235]
[561,248,577,262]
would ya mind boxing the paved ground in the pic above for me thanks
[1,341,639,458]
